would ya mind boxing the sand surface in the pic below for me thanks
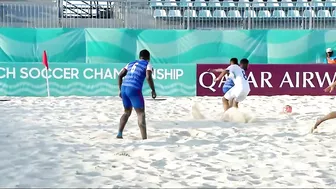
[1,96,336,187]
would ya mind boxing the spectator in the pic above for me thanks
[325,48,336,64]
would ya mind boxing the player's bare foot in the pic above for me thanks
[311,118,322,133]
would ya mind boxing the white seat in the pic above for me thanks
[325,0,336,7]
[198,10,212,18]
[302,10,316,17]
[253,0,265,7]
[150,0,164,7]
[272,10,286,17]
[153,9,167,18]
[168,10,182,17]
[194,0,207,7]
[179,0,193,7]
[208,0,221,7]
[266,0,280,7]
[183,10,197,17]
[212,10,227,18]
[238,0,250,7]
[243,10,257,17]
[332,10,336,17]
[164,0,178,7]
[281,0,294,7]
[296,0,309,7]
[317,10,331,17]
[223,0,236,7]
[227,10,242,18]
[287,10,301,17]
[312,0,324,7]
[258,10,271,17]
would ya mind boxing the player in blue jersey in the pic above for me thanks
[117,49,156,140]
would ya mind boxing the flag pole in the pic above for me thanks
[45,68,50,97]
[42,50,50,97]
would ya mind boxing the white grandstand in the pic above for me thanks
[0,0,335,29]
[150,0,336,19]
[149,0,336,29]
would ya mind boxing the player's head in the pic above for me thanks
[240,58,249,71]
[139,49,150,61]
[326,48,333,57]
[230,58,238,65]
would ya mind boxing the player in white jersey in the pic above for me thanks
[215,58,250,112]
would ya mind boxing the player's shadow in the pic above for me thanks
[151,120,249,130]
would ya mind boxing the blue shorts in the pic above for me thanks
[121,86,144,109]
[223,86,233,94]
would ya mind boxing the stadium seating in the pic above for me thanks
[150,0,336,17]
[38,0,336,29]
[149,0,336,29]
[0,0,335,29]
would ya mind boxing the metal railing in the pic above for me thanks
[0,0,335,29]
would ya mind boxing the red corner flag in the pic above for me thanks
[42,50,49,70]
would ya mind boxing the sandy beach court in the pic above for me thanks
[1,96,336,187]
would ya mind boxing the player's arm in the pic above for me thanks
[118,64,128,91]
[215,66,230,81]
[331,81,336,86]
[146,63,156,93]
[209,68,225,73]
[325,80,336,93]
[215,70,229,81]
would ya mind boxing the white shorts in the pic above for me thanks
[224,86,250,103]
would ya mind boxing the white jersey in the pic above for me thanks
[226,64,250,90]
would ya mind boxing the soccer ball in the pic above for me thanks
[283,105,292,113]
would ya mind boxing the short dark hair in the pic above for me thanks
[240,58,249,71]
[230,58,238,65]
[139,49,150,60]
[240,58,249,64]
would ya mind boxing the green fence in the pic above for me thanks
[1,28,335,96]
[1,28,335,64]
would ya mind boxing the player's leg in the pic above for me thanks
[223,88,235,112]
[134,108,147,139]
[232,101,239,108]
[228,99,234,108]
[222,97,230,112]
[311,111,336,132]
[129,90,147,140]
[117,87,133,139]
[233,88,250,108]
[118,108,132,138]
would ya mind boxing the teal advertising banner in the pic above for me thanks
[0,28,334,64]
[1,28,336,97]
[0,63,196,97]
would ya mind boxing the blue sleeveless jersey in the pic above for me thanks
[222,78,234,93]
[122,60,150,90]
